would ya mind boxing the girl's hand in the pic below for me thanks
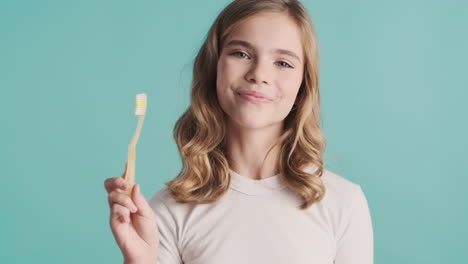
[104,163,160,263]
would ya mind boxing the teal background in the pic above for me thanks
[1,0,467,263]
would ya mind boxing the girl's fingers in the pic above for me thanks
[103,163,129,193]
[108,190,138,213]
[104,176,129,193]
[131,184,155,218]
[111,203,130,224]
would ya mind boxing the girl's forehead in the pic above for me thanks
[223,13,304,60]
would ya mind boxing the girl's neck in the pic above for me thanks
[225,120,283,180]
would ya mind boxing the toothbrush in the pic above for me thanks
[124,93,147,196]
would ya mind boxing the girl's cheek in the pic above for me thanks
[221,58,235,71]
[218,58,231,76]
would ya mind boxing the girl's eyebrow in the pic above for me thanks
[226,39,301,63]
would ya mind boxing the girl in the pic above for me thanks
[104,0,374,263]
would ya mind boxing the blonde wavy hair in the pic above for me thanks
[166,0,326,209]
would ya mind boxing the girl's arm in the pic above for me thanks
[334,185,374,264]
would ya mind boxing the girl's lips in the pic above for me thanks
[237,92,273,103]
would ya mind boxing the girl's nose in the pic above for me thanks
[244,60,271,85]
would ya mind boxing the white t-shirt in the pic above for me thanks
[149,165,374,264]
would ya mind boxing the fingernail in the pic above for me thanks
[131,205,138,213]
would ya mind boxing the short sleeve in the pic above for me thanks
[149,192,183,264]
[334,185,374,264]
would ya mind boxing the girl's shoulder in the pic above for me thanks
[306,164,368,213]
[148,186,180,211]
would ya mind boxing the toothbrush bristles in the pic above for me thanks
[135,93,147,115]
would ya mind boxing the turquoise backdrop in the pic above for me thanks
[1,0,467,263]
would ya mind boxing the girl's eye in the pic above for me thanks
[277,61,293,68]
[230,51,293,69]
[231,51,250,59]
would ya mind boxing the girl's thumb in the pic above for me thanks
[132,184,153,216]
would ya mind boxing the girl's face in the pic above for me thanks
[216,12,304,130]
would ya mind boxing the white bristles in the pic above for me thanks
[135,93,147,115]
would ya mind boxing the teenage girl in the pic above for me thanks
[104,0,374,263]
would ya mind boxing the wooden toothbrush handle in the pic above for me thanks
[124,114,145,196]
[124,145,136,196]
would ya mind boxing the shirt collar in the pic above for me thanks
[228,168,287,195]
